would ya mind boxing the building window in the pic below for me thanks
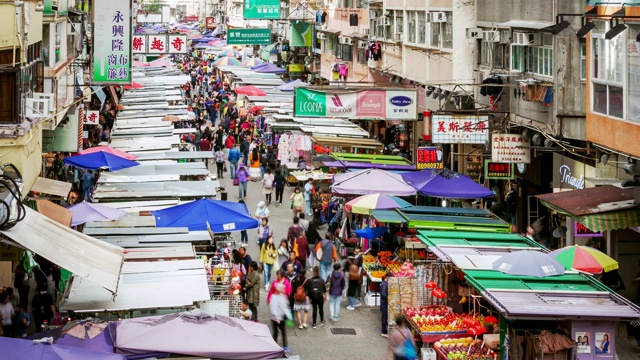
[395,11,403,34]
[580,42,586,81]
[417,12,426,44]
[591,21,624,119]
[357,48,366,64]
[407,11,416,43]
[493,44,508,69]
[429,12,452,49]
[341,44,353,62]
[628,24,640,122]
[511,45,553,77]
[343,0,353,7]
[430,22,440,47]
[328,34,337,53]
[42,24,50,66]
[480,42,490,65]
[55,22,64,64]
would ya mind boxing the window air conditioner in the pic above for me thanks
[357,40,367,48]
[467,28,483,39]
[482,31,500,42]
[317,32,326,40]
[393,32,403,42]
[429,12,447,23]
[513,32,540,46]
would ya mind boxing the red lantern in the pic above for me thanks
[468,327,479,336]
[485,314,498,324]
[425,280,437,289]
[463,317,476,327]
[474,324,487,335]
[432,288,446,298]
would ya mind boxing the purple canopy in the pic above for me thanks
[67,202,127,226]
[113,310,284,359]
[401,169,493,199]
[251,63,269,70]
[332,168,416,196]
[254,63,286,74]
[0,337,125,360]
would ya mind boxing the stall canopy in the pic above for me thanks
[402,169,493,199]
[254,63,286,74]
[536,185,640,231]
[371,207,512,233]
[0,207,124,293]
[0,337,126,360]
[331,168,416,196]
[150,198,259,232]
[31,176,72,198]
[464,269,640,321]
[63,151,140,171]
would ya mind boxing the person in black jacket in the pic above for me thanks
[304,266,327,328]
[273,168,286,206]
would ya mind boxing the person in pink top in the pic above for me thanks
[267,269,292,304]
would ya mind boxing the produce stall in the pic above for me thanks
[433,337,498,360]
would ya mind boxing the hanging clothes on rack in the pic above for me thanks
[480,75,504,101]
[339,63,348,81]
[332,62,340,81]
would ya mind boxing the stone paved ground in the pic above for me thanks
[215,166,390,360]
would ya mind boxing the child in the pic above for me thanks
[14,304,30,338]
[239,300,253,320]
[222,242,232,260]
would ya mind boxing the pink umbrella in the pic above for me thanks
[132,60,149,67]
[234,85,266,96]
[78,146,139,160]
[148,58,173,67]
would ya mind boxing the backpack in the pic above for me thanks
[294,279,307,302]
[292,238,299,258]
[315,243,323,261]
[268,153,277,167]
[308,278,324,300]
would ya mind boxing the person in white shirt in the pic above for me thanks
[239,300,253,320]
[0,292,15,337]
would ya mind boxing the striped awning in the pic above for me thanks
[537,186,640,232]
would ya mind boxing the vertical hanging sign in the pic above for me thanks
[92,0,132,84]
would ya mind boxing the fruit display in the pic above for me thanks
[404,308,489,335]
[363,254,376,263]
[369,270,387,279]
[434,338,497,360]
[392,261,416,277]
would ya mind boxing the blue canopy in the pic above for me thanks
[254,63,285,74]
[63,151,139,171]
[401,169,493,199]
[0,336,125,360]
[150,198,259,232]
[354,226,388,239]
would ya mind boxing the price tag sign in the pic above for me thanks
[484,160,514,180]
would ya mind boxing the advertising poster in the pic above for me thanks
[574,331,591,354]
[595,332,612,355]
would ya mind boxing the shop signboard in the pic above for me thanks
[0,243,21,262]
[575,222,604,238]
[132,35,146,53]
[291,22,313,47]
[85,110,100,125]
[206,17,215,29]
[227,29,271,45]
[168,35,187,53]
[491,133,531,163]
[183,15,198,22]
[431,115,489,144]
[552,153,596,191]
[147,35,167,53]
[243,0,280,20]
[484,160,514,180]
[92,0,132,84]
[132,35,187,54]
[416,147,444,170]
[294,88,418,120]
[289,64,305,76]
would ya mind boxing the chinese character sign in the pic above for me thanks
[243,0,280,20]
[148,35,167,54]
[227,29,271,45]
[132,35,146,53]
[574,222,604,238]
[93,0,131,84]
[491,133,531,163]
[85,110,100,125]
[431,115,489,144]
[168,35,187,53]
[416,147,444,170]
[484,160,514,180]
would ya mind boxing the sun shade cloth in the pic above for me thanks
[150,198,259,232]
[0,337,126,360]
[331,168,416,196]
[402,169,493,199]
[0,207,123,293]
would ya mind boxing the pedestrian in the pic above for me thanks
[273,168,286,206]
[239,247,253,277]
[81,170,94,202]
[346,263,362,310]
[286,217,305,244]
[249,147,262,180]
[292,235,310,270]
[245,262,260,321]
[305,266,327,329]
[328,263,346,322]
[0,292,15,337]
[262,168,275,205]
[260,236,278,291]
[225,130,236,150]
[31,283,55,333]
[346,245,364,304]
[235,163,250,199]
[275,239,290,272]
[315,234,338,282]
[200,135,212,152]
[290,186,305,217]
[239,300,252,321]
[281,252,304,277]
[257,217,273,248]
[389,317,418,360]
[380,273,389,337]
[306,218,322,269]
[240,135,250,165]
[267,269,292,304]
[13,304,30,338]
[214,146,225,179]
[268,281,292,354]
[292,271,309,329]
[238,200,249,246]
[304,179,314,216]
[228,144,240,179]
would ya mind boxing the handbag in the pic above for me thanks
[224,164,228,172]
[233,177,239,186]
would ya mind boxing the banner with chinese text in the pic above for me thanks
[243,0,280,19]
[92,0,132,84]
[227,29,271,45]
[294,88,418,120]
[132,35,187,54]
[431,115,489,144]
[491,133,531,163]
[416,147,444,170]
[85,110,100,125]
[291,22,313,47]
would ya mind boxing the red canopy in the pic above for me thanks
[234,85,266,96]
[78,145,139,160]
[123,82,145,90]
[248,105,264,113]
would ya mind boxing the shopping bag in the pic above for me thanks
[233,177,239,186]
[285,318,294,328]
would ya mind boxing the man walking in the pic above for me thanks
[240,135,250,165]
[228,144,240,179]
[315,234,338,281]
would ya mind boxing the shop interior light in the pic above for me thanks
[605,20,627,40]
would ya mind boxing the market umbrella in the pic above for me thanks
[67,202,127,226]
[234,85,267,96]
[492,251,565,278]
[63,151,140,171]
[113,310,284,359]
[251,63,269,70]
[354,226,388,239]
[27,320,117,354]
[277,79,309,91]
[122,82,144,90]
[213,56,241,66]
[345,194,412,215]
[248,105,264,113]
[218,48,241,58]
[401,169,493,199]
[0,336,126,360]
[254,63,286,74]
[147,58,173,67]
[332,168,416,196]
[549,245,619,274]
[242,57,264,67]
[150,198,259,232]
[161,114,180,122]
[78,146,138,160]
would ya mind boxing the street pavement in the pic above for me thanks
[215,167,390,360]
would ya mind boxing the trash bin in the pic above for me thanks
[220,191,228,201]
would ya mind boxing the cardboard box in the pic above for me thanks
[484,333,500,349]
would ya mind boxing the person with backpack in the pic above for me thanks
[259,149,268,178]
[327,263,346,322]
[315,234,338,282]
[389,317,418,360]
[292,235,310,270]
[304,266,327,329]
[292,271,309,329]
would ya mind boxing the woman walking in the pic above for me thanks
[290,186,305,218]
[235,163,250,199]
[260,236,278,291]
[273,168,286,206]
[214,146,225,179]
[275,239,290,272]
[269,280,292,354]
[262,167,275,205]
